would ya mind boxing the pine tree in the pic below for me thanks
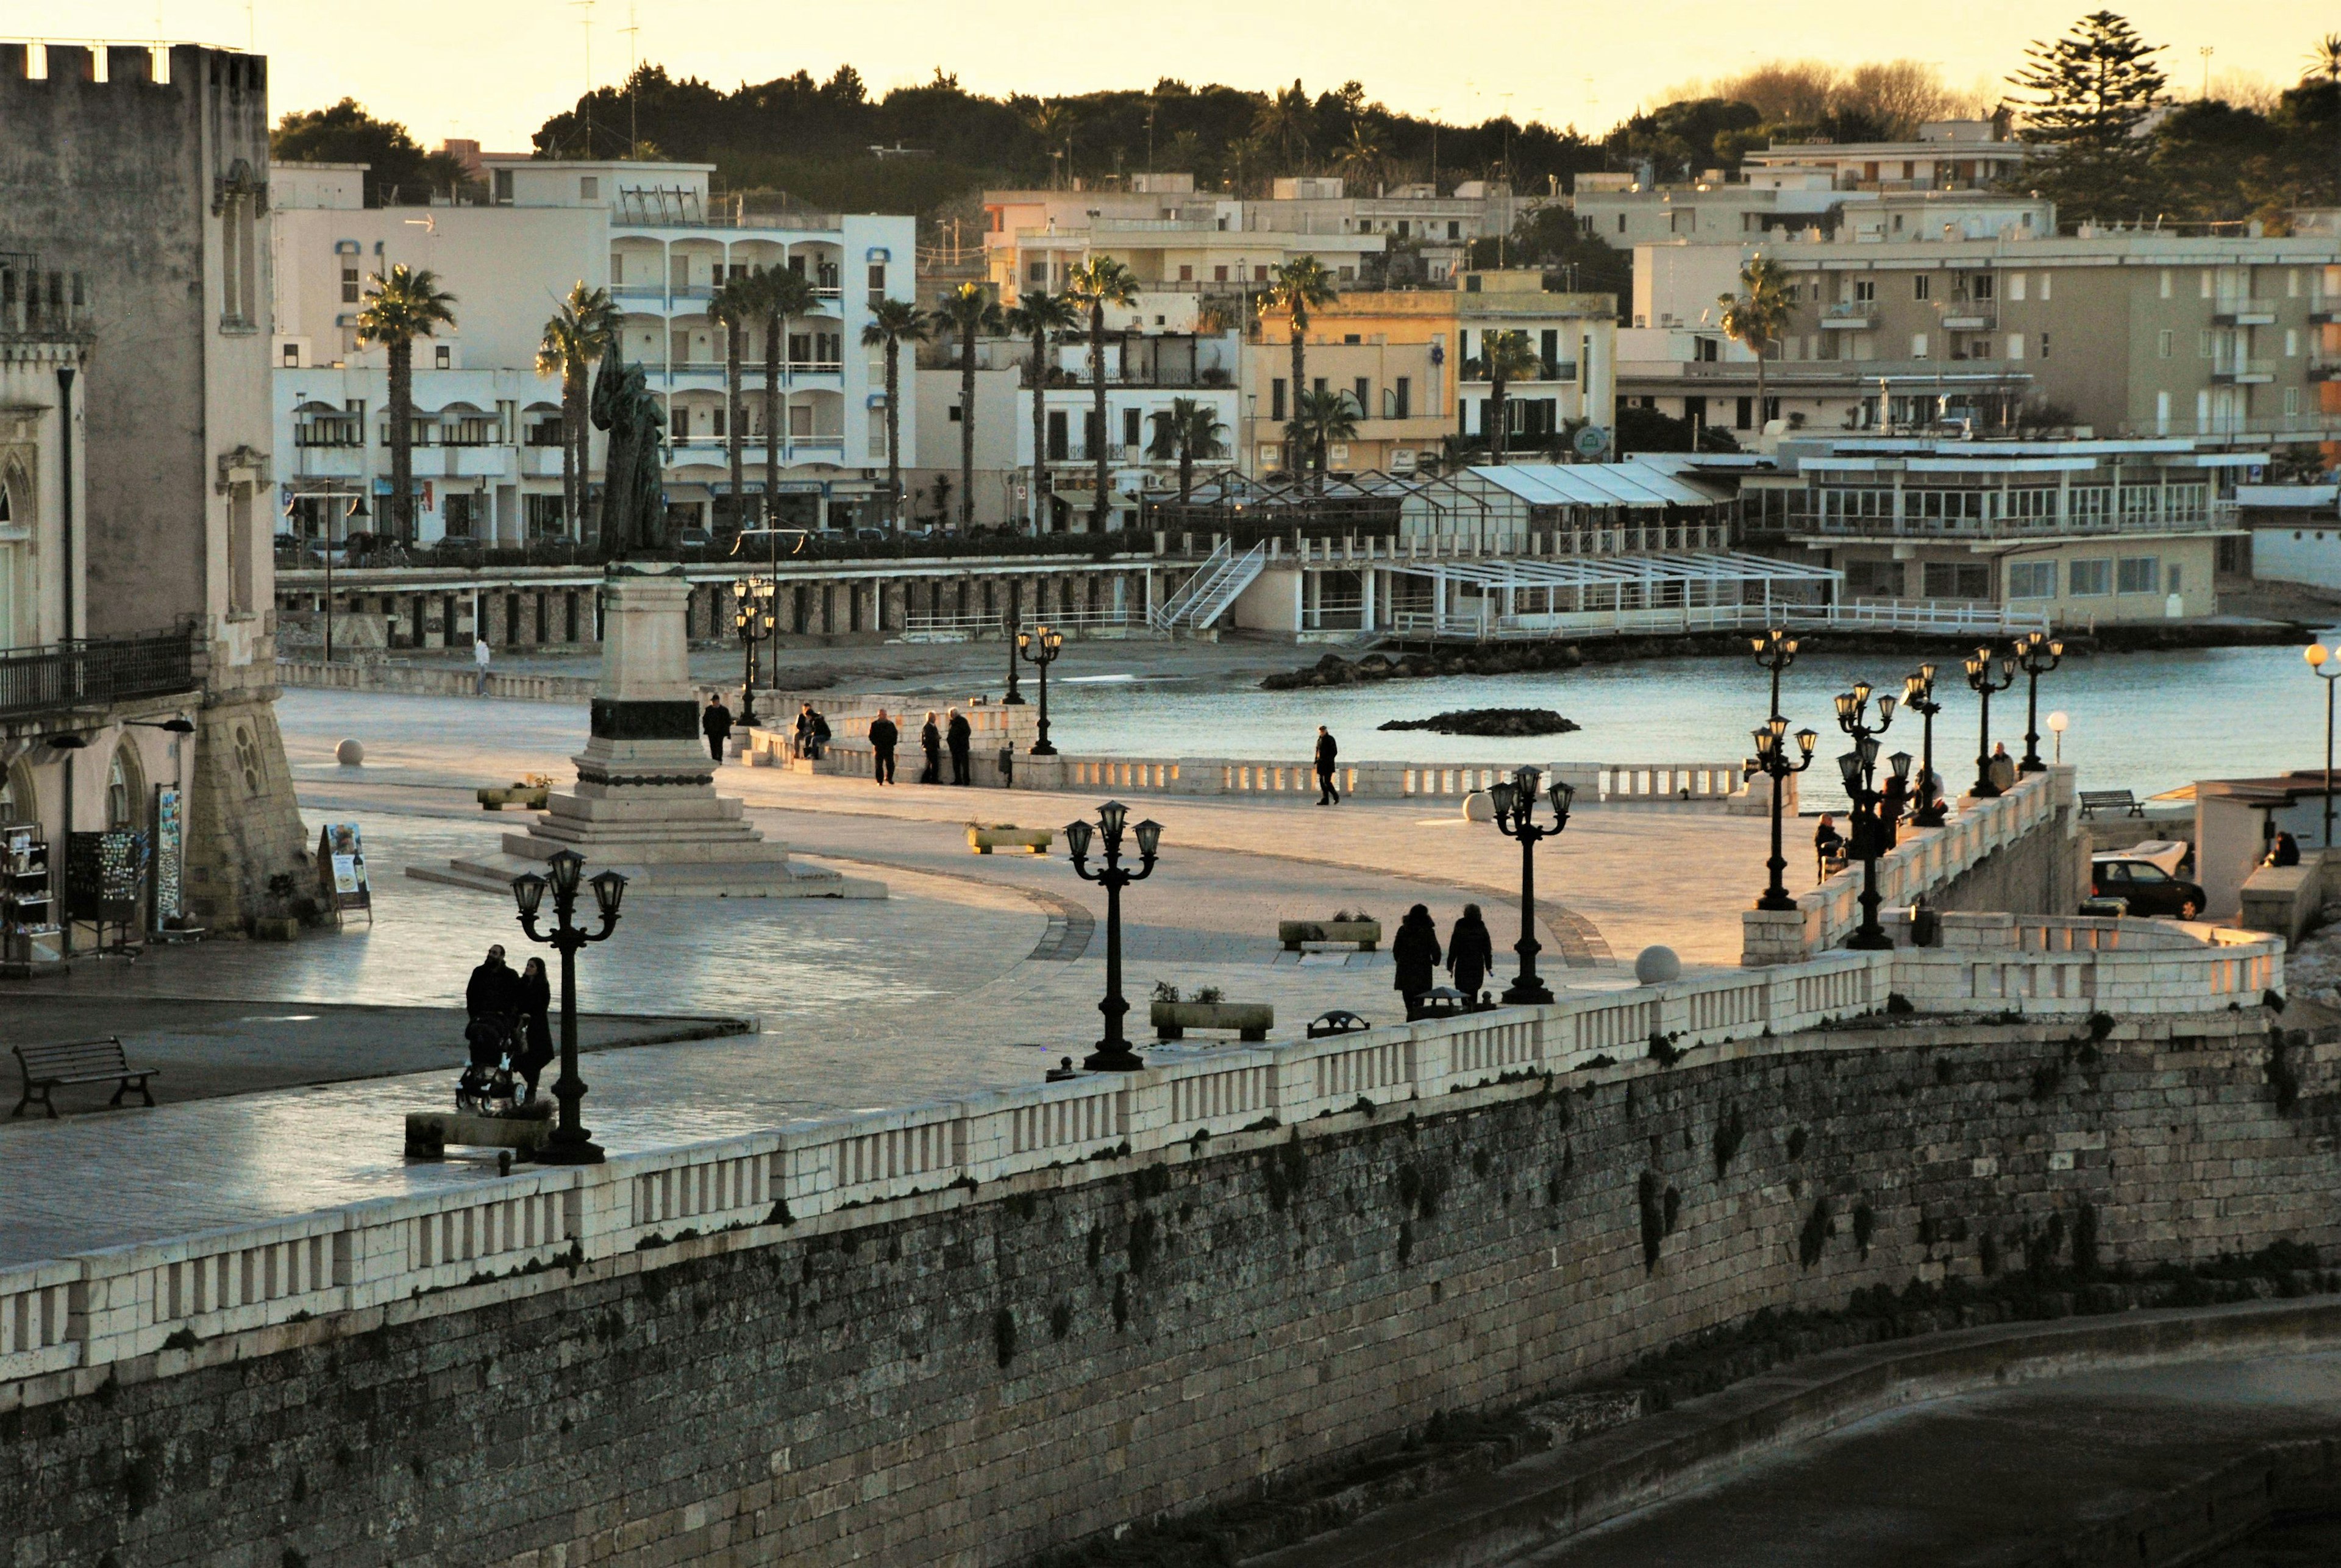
[2010,11,2168,150]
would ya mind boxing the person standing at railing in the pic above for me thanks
[947,708,972,785]
[918,711,943,785]
[1315,725,1342,805]
[868,709,899,786]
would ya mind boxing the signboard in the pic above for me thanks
[152,785,183,928]
[317,822,373,924]
[65,830,146,924]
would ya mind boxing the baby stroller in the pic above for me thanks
[456,1011,524,1116]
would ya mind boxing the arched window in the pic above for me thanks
[105,743,145,831]
[0,760,34,826]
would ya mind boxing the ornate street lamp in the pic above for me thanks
[731,576,774,724]
[510,849,627,1164]
[1017,624,1064,755]
[1750,625,1799,722]
[2311,642,2341,849]
[1747,716,1819,910]
[1964,644,2017,798]
[1901,663,1946,827]
[2014,630,2065,774]
[1489,765,1573,1005]
[1064,800,1161,1071]
[1003,579,1025,705]
[1834,683,1903,950]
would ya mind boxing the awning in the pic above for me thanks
[1456,461,1732,508]
[1384,549,1843,593]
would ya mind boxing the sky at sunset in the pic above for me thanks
[5,1,2335,151]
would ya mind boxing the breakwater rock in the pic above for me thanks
[1378,708,1581,737]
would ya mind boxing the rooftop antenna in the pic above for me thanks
[245,0,254,49]
[2198,45,2213,100]
[620,0,639,157]
[571,0,596,156]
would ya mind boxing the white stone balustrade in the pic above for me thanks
[0,914,2282,1389]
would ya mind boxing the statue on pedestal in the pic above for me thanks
[591,346,668,559]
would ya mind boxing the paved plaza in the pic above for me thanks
[0,686,1790,1266]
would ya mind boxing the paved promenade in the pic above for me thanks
[0,688,1790,1266]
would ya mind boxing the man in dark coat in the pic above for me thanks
[464,944,522,1067]
[868,709,899,785]
[946,708,972,785]
[918,711,944,785]
[1446,904,1495,1005]
[1314,725,1341,805]
[1391,904,1441,1020]
[702,695,734,764]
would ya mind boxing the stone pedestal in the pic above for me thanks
[416,564,882,899]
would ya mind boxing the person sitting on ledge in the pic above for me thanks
[1814,814,1845,878]
[2269,830,2303,868]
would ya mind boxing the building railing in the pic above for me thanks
[1388,599,2049,642]
[0,630,199,720]
[0,908,2280,1388]
[2212,357,2276,380]
[900,607,1148,638]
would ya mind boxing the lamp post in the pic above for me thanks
[1489,764,1573,1005]
[1003,580,1025,705]
[2047,710,2070,764]
[1964,644,2017,798]
[1747,716,1819,910]
[2311,641,2341,849]
[1834,682,1905,950]
[1750,625,1798,722]
[2014,630,2064,774]
[1063,801,1161,1071]
[730,576,774,724]
[510,849,627,1164]
[1901,663,1945,827]
[1017,624,1064,755]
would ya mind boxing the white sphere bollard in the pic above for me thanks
[1461,791,1496,822]
[1634,946,1681,985]
[335,738,365,766]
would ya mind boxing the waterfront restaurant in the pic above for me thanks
[1730,437,2258,624]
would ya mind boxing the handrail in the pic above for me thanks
[0,916,2281,1386]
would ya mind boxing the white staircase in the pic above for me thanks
[1151,541,1267,631]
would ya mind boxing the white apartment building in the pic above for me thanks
[271,159,917,543]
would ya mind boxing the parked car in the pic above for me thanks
[674,527,713,552]
[2089,852,2205,919]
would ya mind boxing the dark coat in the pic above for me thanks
[519,968,552,1056]
[921,722,942,758]
[946,715,972,752]
[869,718,899,752]
[1392,919,1441,995]
[702,702,733,739]
[1446,915,1495,996]
[1315,732,1339,771]
[465,959,521,1019]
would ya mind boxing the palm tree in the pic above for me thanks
[1063,255,1140,532]
[1263,256,1338,471]
[709,274,758,534]
[860,297,931,529]
[757,266,818,530]
[1334,121,1386,188]
[933,282,1004,529]
[355,265,456,541]
[1253,80,1314,172]
[1285,387,1359,494]
[1146,397,1228,504]
[1716,254,1794,440]
[535,282,619,544]
[1480,329,1539,465]
[1003,289,1079,533]
[2307,33,2341,82]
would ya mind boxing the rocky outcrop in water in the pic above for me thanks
[1377,708,1580,737]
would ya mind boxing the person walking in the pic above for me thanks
[515,956,554,1102]
[946,707,972,786]
[1314,724,1341,805]
[701,694,734,764]
[472,633,493,697]
[868,708,899,785]
[1392,903,1442,1021]
[1446,903,1495,1007]
[919,711,944,785]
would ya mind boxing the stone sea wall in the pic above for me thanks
[2,1006,2332,1568]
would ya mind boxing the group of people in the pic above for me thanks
[1809,755,1967,878]
[1389,903,1498,1020]
[463,944,554,1098]
[864,707,976,786]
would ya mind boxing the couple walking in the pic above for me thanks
[866,707,974,786]
[1389,903,1498,1019]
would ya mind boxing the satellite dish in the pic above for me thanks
[1573,424,1611,459]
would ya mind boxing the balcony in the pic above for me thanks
[2311,303,2340,326]
[1938,307,1995,331]
[2211,357,2276,385]
[2211,298,2277,326]
[0,630,200,721]
[1820,302,1878,330]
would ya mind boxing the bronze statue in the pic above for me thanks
[591,346,668,557]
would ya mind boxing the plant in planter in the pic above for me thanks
[1150,983,1271,1042]
[1278,907,1382,952]
[250,872,307,940]
[965,821,1053,855]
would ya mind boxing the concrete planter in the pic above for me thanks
[477,777,553,811]
[1151,1000,1273,1042]
[967,825,1054,855]
[251,917,301,942]
[1279,919,1382,952]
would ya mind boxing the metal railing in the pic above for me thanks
[0,630,199,719]
[902,607,1148,638]
[1388,597,2048,643]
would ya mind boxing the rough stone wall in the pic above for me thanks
[4,1013,2334,1568]
[1930,797,2087,919]
[181,688,307,925]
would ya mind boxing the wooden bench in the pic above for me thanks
[12,1036,159,1119]
[2080,789,2145,818]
